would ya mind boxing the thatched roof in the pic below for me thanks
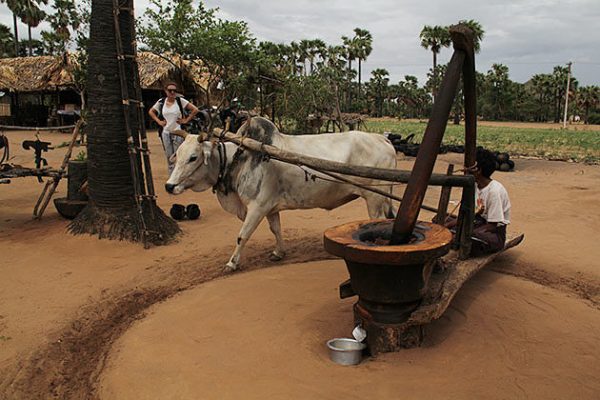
[0,55,72,92]
[0,52,210,93]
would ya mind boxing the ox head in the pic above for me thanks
[164,130,218,195]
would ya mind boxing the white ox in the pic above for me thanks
[165,117,397,271]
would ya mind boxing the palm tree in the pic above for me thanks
[307,38,326,75]
[20,0,47,56]
[353,28,373,99]
[69,0,179,245]
[0,23,15,57]
[1,0,24,56]
[419,25,450,100]
[457,19,485,53]
[577,86,600,124]
[368,68,389,117]
[342,34,359,110]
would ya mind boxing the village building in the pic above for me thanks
[0,52,211,127]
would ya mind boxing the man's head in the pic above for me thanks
[164,82,178,99]
[475,148,497,178]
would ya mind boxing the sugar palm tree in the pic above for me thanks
[419,25,450,100]
[0,23,15,57]
[576,86,599,124]
[20,0,47,56]
[1,0,24,56]
[457,19,484,53]
[69,0,179,245]
[353,28,372,99]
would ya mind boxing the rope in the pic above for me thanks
[454,161,478,173]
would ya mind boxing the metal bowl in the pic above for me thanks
[326,338,366,366]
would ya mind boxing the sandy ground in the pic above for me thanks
[100,261,600,400]
[0,127,599,399]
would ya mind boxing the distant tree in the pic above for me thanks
[550,65,578,123]
[139,0,256,106]
[0,23,15,57]
[20,0,47,56]
[367,68,389,117]
[1,0,24,56]
[307,38,326,75]
[40,0,81,55]
[576,86,600,124]
[353,28,373,99]
[395,75,430,118]
[419,25,451,100]
[341,33,358,110]
[484,63,513,120]
[18,38,44,56]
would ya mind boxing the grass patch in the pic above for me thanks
[365,119,600,163]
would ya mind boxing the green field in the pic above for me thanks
[365,119,600,163]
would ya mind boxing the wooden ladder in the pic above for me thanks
[112,0,158,245]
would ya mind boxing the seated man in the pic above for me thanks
[446,148,511,255]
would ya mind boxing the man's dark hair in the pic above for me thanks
[476,148,497,178]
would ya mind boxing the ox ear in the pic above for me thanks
[169,153,177,164]
[197,131,209,143]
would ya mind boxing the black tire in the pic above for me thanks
[497,152,510,163]
[499,162,511,172]
[186,204,201,220]
[170,204,186,220]
[507,160,515,169]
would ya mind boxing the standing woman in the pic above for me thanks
[148,82,199,175]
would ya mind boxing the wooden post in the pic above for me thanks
[390,49,465,245]
[434,164,454,224]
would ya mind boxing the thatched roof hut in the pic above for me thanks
[0,52,210,93]
[0,55,73,92]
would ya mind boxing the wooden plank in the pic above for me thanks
[408,232,525,326]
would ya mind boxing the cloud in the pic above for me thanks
[1,0,598,85]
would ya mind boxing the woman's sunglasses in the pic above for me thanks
[167,88,177,93]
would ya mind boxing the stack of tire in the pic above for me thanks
[494,151,515,172]
[386,133,419,157]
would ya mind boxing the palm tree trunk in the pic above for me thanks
[358,59,362,100]
[28,25,32,56]
[12,12,18,56]
[69,0,179,245]
[432,51,437,101]
[347,59,352,111]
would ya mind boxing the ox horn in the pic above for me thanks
[171,129,188,139]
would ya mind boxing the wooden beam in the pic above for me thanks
[211,130,476,189]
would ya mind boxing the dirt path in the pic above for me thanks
[0,129,599,398]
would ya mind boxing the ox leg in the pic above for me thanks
[364,193,390,219]
[267,212,286,262]
[225,206,266,271]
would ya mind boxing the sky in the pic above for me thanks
[1,0,599,86]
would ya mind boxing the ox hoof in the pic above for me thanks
[224,262,239,273]
[269,252,285,262]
